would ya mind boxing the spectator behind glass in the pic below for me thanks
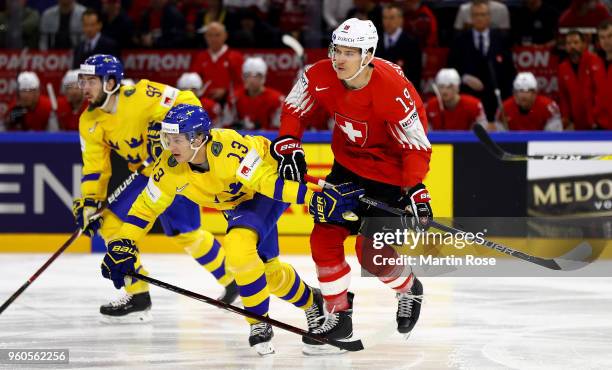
[559,0,610,29]
[231,57,285,130]
[498,72,562,131]
[176,72,222,126]
[57,69,88,131]
[3,72,53,131]
[139,0,186,48]
[512,0,560,46]
[323,0,353,31]
[0,0,39,49]
[190,22,244,103]
[377,4,422,90]
[402,0,438,48]
[448,0,516,122]
[72,9,119,68]
[454,0,510,31]
[346,0,383,32]
[425,68,488,131]
[557,30,606,129]
[39,0,85,50]
[595,19,612,129]
[101,0,135,50]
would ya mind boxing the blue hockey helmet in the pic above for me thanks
[79,54,124,91]
[161,104,213,155]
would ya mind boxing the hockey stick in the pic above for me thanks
[46,82,60,132]
[0,170,142,315]
[430,82,446,130]
[473,124,612,161]
[304,175,592,271]
[127,272,365,352]
[282,34,305,69]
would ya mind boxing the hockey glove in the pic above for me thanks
[72,198,103,237]
[270,136,307,183]
[309,182,365,223]
[101,239,139,289]
[399,183,433,232]
[7,106,27,129]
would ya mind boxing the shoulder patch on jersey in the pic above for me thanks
[167,155,178,167]
[124,87,136,97]
[211,141,223,156]
[160,86,179,108]
[236,149,262,181]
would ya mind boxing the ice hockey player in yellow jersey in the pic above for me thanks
[73,55,238,323]
[100,104,365,355]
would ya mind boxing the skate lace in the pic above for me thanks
[250,322,269,336]
[312,306,339,335]
[305,302,325,329]
[109,294,133,308]
[396,292,423,318]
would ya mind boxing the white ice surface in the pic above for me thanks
[1,254,612,369]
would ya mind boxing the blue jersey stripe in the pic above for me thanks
[81,173,101,182]
[125,215,149,229]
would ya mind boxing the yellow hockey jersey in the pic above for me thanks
[78,79,200,201]
[116,129,314,241]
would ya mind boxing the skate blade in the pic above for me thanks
[100,309,152,324]
[302,343,347,356]
[253,342,275,356]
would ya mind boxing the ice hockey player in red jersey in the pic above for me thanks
[274,18,432,355]
[190,22,243,103]
[426,68,488,130]
[176,72,222,126]
[4,72,54,131]
[57,70,88,131]
[232,57,285,130]
[497,72,562,131]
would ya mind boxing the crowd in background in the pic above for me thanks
[1,0,611,131]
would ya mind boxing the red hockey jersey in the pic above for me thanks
[557,51,606,130]
[234,87,284,130]
[57,98,88,131]
[5,95,52,131]
[500,95,561,131]
[200,96,221,124]
[425,94,486,130]
[280,58,431,188]
[190,45,244,101]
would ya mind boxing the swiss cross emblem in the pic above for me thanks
[334,113,368,147]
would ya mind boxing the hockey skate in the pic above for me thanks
[100,292,152,324]
[249,322,275,356]
[303,287,326,335]
[302,292,354,356]
[396,277,423,336]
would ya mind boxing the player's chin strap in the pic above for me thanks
[331,47,374,82]
[99,77,121,111]
[188,135,209,162]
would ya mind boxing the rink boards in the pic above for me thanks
[0,131,610,256]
